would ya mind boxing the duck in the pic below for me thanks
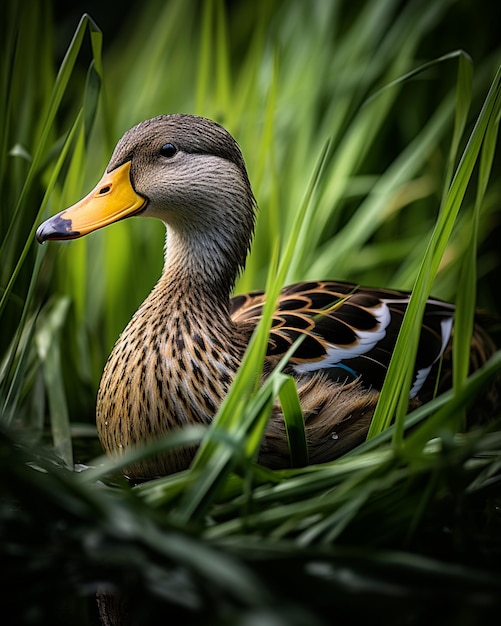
[36,114,497,479]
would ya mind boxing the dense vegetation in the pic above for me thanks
[1,1,500,624]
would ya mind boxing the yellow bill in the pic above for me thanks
[36,161,146,243]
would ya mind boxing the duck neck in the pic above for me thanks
[161,222,246,305]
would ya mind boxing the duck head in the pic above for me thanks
[36,114,256,289]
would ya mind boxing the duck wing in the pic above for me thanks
[230,280,455,398]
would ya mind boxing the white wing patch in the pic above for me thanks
[439,316,454,354]
[293,298,455,400]
[293,301,392,374]
[409,315,454,398]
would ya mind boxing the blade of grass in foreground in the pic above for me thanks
[35,297,72,467]
[276,373,309,468]
[168,141,331,524]
[78,425,208,485]
[367,62,501,443]
[452,93,500,394]
[201,419,501,544]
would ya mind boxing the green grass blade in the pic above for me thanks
[35,296,73,468]
[78,425,208,485]
[0,14,102,264]
[276,373,309,468]
[367,62,501,442]
[453,88,500,393]
[170,141,331,523]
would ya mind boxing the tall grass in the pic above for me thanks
[1,1,501,624]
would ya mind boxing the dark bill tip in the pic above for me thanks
[35,214,80,244]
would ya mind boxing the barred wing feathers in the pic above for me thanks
[230,280,455,398]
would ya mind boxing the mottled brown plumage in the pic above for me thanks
[36,114,498,480]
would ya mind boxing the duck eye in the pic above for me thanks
[160,143,177,158]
